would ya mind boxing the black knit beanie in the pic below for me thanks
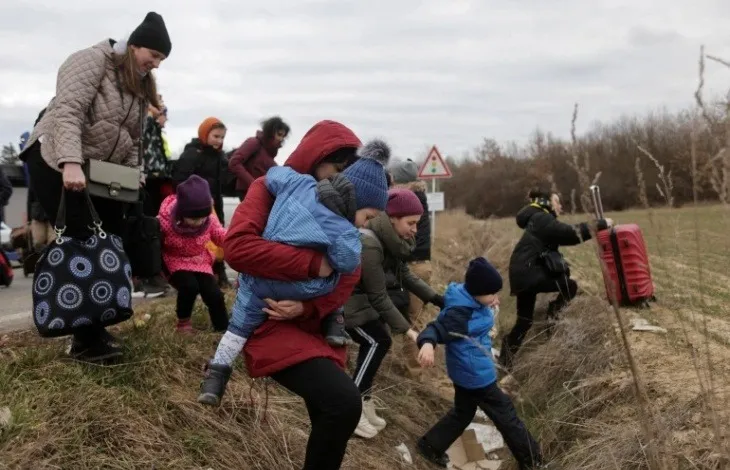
[465,257,503,297]
[129,12,172,57]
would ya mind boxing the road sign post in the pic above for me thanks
[417,145,452,242]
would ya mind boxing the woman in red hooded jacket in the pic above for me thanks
[218,120,368,470]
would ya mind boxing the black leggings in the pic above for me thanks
[26,142,128,346]
[423,383,542,469]
[501,276,578,367]
[168,270,228,331]
[347,320,392,398]
[272,358,362,470]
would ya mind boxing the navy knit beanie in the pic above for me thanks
[342,139,391,211]
[465,257,503,296]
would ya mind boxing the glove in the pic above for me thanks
[431,294,445,309]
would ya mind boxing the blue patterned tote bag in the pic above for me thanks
[32,189,134,338]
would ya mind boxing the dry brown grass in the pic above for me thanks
[2,205,730,469]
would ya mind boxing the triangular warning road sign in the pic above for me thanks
[418,145,452,179]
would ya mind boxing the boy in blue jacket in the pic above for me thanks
[416,257,543,469]
[199,139,391,406]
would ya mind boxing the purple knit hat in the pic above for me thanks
[386,188,424,218]
[175,175,212,218]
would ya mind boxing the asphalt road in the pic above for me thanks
[1,187,31,332]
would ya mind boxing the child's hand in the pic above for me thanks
[406,328,418,343]
[418,343,435,368]
[318,258,333,278]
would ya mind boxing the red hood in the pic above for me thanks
[284,120,361,175]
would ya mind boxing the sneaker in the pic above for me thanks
[69,340,123,364]
[354,408,379,439]
[322,312,350,347]
[142,276,168,298]
[132,278,146,299]
[362,398,386,431]
[416,438,449,468]
[197,362,233,406]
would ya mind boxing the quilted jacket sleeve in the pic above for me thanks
[53,46,107,168]
[123,101,145,170]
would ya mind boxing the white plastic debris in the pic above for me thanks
[396,443,413,464]
[631,318,667,334]
[0,407,12,429]
[466,423,505,454]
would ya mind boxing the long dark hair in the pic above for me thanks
[114,44,160,109]
[261,116,290,140]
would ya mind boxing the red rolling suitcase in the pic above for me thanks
[590,185,655,307]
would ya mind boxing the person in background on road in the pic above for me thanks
[216,120,364,470]
[19,131,54,253]
[416,258,543,469]
[172,117,230,289]
[0,165,11,226]
[157,175,228,333]
[142,94,173,216]
[389,158,433,381]
[228,116,290,201]
[499,189,613,369]
[18,11,171,363]
[344,188,443,439]
[130,94,172,298]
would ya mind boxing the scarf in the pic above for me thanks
[317,174,357,223]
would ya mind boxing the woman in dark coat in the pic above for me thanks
[228,116,290,201]
[499,189,612,369]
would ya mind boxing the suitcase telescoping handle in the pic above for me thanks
[589,185,605,220]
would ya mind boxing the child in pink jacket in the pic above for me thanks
[158,175,229,333]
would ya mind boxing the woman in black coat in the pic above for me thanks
[499,189,612,369]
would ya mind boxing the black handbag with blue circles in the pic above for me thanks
[32,188,134,338]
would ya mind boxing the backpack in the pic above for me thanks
[221,142,262,198]
[221,150,239,198]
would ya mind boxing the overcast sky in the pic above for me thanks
[1,0,729,164]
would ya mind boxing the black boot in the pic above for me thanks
[322,311,350,347]
[69,338,123,364]
[499,335,517,371]
[417,438,449,468]
[198,362,233,406]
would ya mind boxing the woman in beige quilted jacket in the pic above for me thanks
[19,12,172,364]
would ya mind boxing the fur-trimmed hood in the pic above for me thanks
[393,180,427,194]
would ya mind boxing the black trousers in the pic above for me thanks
[272,358,362,470]
[168,270,228,331]
[347,320,392,398]
[26,142,128,346]
[501,276,578,367]
[423,383,542,469]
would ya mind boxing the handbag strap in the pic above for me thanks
[54,187,105,239]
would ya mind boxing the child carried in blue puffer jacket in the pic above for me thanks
[415,257,544,469]
[198,139,392,407]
